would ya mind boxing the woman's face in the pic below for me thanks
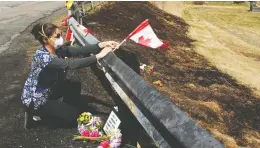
[47,28,63,48]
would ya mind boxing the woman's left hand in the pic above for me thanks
[98,41,119,49]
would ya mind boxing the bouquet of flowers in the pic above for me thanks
[73,112,122,148]
[140,63,154,74]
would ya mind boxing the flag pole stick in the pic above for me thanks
[113,39,126,51]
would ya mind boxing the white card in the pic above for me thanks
[103,111,121,135]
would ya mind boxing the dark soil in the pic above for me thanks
[82,2,260,147]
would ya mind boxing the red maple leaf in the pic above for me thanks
[138,36,151,47]
[83,29,92,34]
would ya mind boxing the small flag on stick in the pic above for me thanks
[115,19,169,50]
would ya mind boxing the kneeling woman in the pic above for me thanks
[21,23,119,129]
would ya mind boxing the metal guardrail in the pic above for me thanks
[68,17,224,148]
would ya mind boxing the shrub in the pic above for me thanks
[193,1,205,5]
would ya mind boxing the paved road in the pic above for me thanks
[0,2,64,53]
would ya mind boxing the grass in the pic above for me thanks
[184,1,248,6]
[182,4,260,98]
[180,4,260,147]
[189,7,260,28]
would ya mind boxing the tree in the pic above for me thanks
[250,1,256,11]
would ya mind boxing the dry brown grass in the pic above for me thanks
[182,5,260,97]
[210,129,238,148]
[244,131,260,147]
[198,101,223,121]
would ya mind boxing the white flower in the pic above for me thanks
[77,124,88,135]
[109,128,122,148]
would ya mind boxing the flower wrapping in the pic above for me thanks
[74,112,122,147]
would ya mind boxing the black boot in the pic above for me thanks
[24,102,36,129]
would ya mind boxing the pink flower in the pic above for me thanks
[82,130,89,137]
[148,65,154,74]
[89,130,100,137]
[99,140,110,148]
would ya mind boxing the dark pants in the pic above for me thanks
[36,80,87,128]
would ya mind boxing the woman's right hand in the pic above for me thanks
[96,47,113,60]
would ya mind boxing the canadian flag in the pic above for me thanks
[76,24,92,36]
[65,24,92,42]
[65,27,74,41]
[61,15,72,27]
[125,19,169,49]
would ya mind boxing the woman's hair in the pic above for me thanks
[31,23,58,44]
